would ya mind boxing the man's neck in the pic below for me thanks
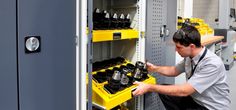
[190,46,204,58]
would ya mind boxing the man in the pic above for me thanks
[132,25,230,110]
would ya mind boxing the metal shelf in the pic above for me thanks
[92,29,139,42]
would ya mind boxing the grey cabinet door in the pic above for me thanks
[17,0,76,110]
[145,0,177,109]
[0,0,18,110]
[145,0,176,85]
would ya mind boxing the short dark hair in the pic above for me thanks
[173,25,201,47]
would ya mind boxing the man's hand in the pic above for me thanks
[146,62,157,73]
[132,81,152,96]
[146,62,179,77]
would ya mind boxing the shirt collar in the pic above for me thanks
[191,47,206,65]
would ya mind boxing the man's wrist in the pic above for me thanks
[147,84,155,92]
[154,65,159,72]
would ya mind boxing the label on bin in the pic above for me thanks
[113,32,121,40]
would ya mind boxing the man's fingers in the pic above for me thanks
[132,88,141,96]
[132,89,138,96]
[133,81,141,85]
[146,62,152,66]
[133,82,141,96]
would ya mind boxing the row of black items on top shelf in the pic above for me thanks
[92,61,149,94]
[93,57,126,71]
[93,8,132,30]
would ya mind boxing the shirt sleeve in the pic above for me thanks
[175,58,185,74]
[187,58,221,94]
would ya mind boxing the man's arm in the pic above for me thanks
[147,62,181,77]
[132,82,196,97]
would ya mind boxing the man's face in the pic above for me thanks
[175,42,192,57]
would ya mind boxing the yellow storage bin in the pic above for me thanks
[177,17,214,37]
[189,18,197,23]
[195,25,201,29]
[195,18,204,23]
[178,19,184,23]
[91,59,156,110]
[207,28,214,35]
[199,28,207,36]
[177,25,182,29]
[92,74,156,110]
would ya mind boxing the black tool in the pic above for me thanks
[103,12,111,29]
[110,13,119,29]
[124,14,131,28]
[126,63,135,73]
[109,70,121,90]
[120,67,130,86]
[93,8,102,30]
[133,61,144,81]
[118,14,125,28]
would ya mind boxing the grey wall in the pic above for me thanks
[177,0,185,17]
[0,0,18,110]
[193,0,219,27]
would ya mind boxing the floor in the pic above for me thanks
[228,62,236,109]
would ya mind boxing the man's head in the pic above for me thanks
[173,25,202,57]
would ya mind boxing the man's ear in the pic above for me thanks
[189,44,196,49]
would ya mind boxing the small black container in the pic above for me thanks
[124,14,131,28]
[100,10,111,29]
[133,61,145,81]
[108,70,121,91]
[93,8,102,30]
[126,63,135,73]
[118,14,125,28]
[92,71,108,83]
[110,13,119,29]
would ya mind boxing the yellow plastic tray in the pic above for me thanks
[91,60,156,110]
[92,75,156,110]
[92,29,139,42]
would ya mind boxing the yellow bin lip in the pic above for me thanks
[92,29,139,42]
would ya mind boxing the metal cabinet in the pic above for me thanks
[0,0,76,110]
[0,0,18,110]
